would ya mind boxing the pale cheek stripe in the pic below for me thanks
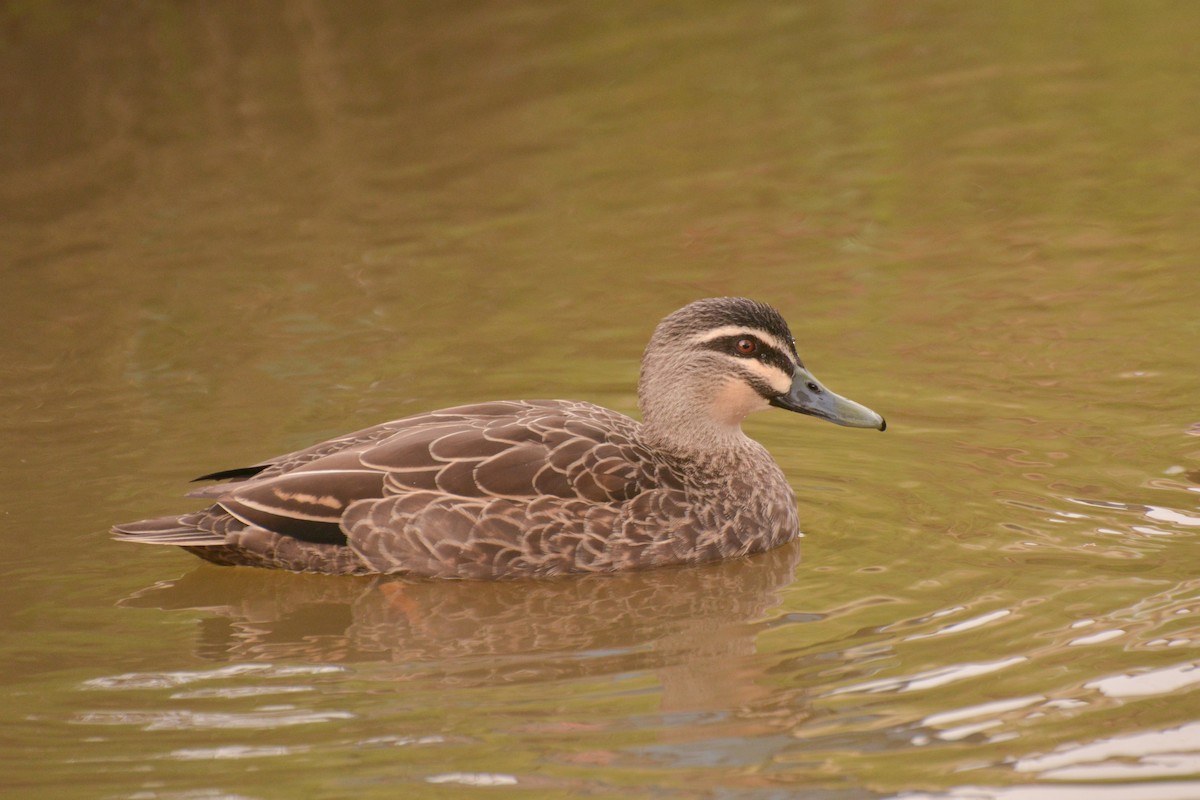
[740,359,793,394]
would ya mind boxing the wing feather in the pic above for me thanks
[119,400,651,566]
[220,469,386,545]
[359,402,644,502]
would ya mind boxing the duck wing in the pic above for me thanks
[360,400,646,503]
[177,401,648,548]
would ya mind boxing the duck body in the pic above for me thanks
[114,298,884,578]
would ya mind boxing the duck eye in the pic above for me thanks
[735,338,757,355]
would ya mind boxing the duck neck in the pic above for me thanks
[638,405,756,467]
[637,347,762,465]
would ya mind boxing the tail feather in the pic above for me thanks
[111,515,226,546]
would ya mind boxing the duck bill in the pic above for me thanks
[769,367,886,431]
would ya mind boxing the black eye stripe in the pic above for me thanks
[701,335,796,379]
[743,373,780,400]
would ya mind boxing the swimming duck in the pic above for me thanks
[113,297,885,578]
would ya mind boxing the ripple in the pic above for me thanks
[1086,661,1200,698]
[906,609,1012,641]
[1015,721,1200,781]
[72,708,354,730]
[923,695,1045,729]
[1067,497,1200,536]
[891,781,1200,799]
[167,745,302,760]
[426,772,519,786]
[358,734,447,747]
[124,793,260,800]
[169,686,315,700]
[81,664,346,691]
[829,656,1027,695]
[1067,629,1124,646]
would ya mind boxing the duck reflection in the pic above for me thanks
[121,542,802,694]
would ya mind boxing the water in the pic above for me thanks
[2,2,1199,798]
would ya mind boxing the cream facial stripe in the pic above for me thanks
[739,358,794,394]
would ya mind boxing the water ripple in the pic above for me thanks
[1086,661,1200,698]
[72,707,354,730]
[1015,721,1200,781]
[80,663,346,691]
[829,656,1028,696]
[167,745,301,760]
[427,772,519,786]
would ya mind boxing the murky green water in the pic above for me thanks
[3,2,1199,798]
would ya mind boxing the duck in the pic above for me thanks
[112,297,885,578]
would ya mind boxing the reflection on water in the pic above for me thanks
[119,544,802,693]
[75,546,823,795]
[75,520,1200,796]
